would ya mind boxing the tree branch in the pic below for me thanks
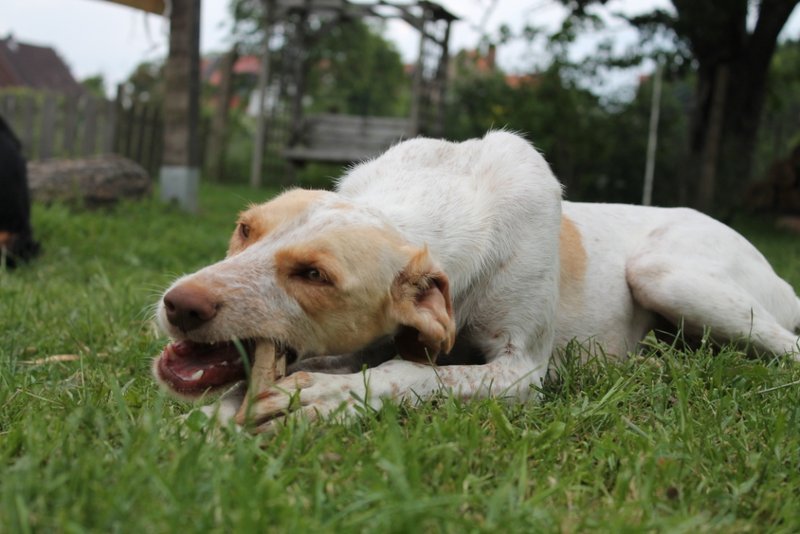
[746,0,800,73]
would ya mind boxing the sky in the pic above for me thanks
[1,0,799,97]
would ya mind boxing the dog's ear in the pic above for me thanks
[390,247,456,364]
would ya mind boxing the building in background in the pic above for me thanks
[0,35,84,96]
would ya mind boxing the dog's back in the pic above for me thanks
[338,132,563,306]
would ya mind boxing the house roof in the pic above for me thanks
[0,36,84,96]
[202,54,261,86]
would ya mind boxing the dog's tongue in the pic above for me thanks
[157,340,253,394]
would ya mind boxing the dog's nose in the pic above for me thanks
[163,283,219,332]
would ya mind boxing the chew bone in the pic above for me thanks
[235,340,286,425]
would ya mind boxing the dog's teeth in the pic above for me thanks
[190,369,204,381]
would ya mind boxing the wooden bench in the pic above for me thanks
[284,113,412,165]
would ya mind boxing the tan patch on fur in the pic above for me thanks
[560,215,587,302]
[274,226,408,318]
[272,226,411,355]
[274,245,345,317]
[255,372,315,402]
[390,247,456,363]
[228,189,329,256]
[0,231,12,246]
[254,389,282,401]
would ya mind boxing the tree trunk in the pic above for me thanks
[713,62,768,215]
[695,64,728,213]
[162,0,200,167]
[160,0,201,211]
[674,0,798,216]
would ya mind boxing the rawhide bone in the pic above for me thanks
[235,340,286,425]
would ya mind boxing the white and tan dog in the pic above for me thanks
[153,132,800,429]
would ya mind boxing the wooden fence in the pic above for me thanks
[0,87,163,176]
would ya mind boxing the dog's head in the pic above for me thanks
[153,188,455,399]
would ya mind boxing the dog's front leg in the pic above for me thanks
[246,352,549,433]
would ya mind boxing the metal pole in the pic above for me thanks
[642,63,663,206]
[409,6,428,137]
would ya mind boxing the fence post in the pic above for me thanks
[124,100,137,157]
[19,94,35,158]
[149,109,163,177]
[101,98,116,154]
[0,92,14,122]
[135,103,149,162]
[112,84,125,154]
[62,94,79,157]
[39,93,57,159]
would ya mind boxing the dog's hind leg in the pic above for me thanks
[627,255,800,358]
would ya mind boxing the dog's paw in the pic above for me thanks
[240,372,371,434]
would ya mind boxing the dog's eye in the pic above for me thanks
[304,268,325,283]
[297,267,328,284]
[239,223,250,240]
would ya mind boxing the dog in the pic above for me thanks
[153,132,800,430]
[0,115,40,268]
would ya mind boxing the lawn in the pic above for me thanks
[2,184,800,533]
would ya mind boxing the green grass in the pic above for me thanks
[2,186,800,533]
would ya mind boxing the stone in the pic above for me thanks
[27,154,151,207]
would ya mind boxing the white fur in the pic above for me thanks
[556,202,800,358]
[157,132,800,430]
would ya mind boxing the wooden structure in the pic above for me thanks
[159,0,202,212]
[98,0,165,13]
[0,86,163,176]
[251,0,457,184]
[94,0,199,211]
[284,114,411,164]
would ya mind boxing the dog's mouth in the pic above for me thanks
[155,339,298,397]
